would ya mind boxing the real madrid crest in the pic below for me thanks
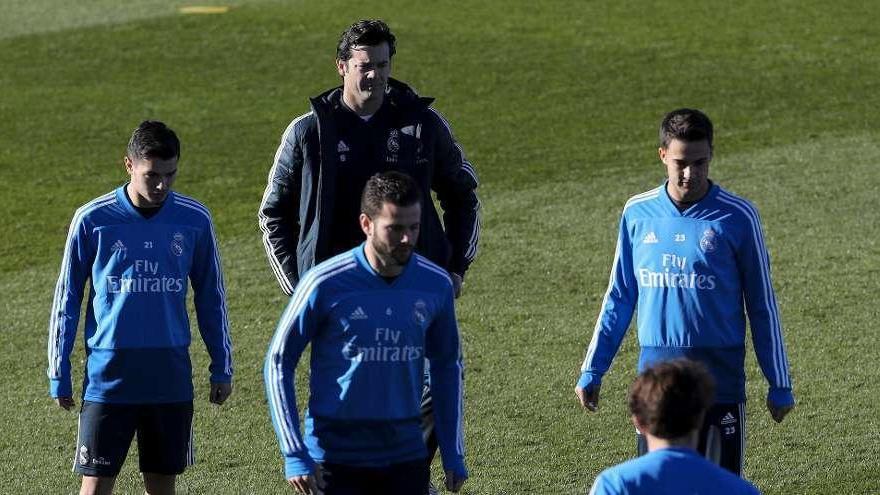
[412,299,428,325]
[699,228,717,253]
[171,232,185,256]
[387,129,400,153]
[386,129,399,163]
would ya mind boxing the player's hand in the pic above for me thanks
[575,384,601,412]
[450,273,463,298]
[209,382,232,405]
[445,469,467,492]
[767,398,793,423]
[287,474,315,494]
[55,397,75,411]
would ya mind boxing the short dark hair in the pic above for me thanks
[628,359,715,439]
[361,171,421,218]
[126,120,180,161]
[659,108,714,150]
[337,19,397,62]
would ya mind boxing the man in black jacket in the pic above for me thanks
[258,19,480,491]
[259,19,480,297]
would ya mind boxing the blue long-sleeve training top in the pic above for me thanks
[589,447,761,494]
[47,185,233,403]
[265,245,466,479]
[579,182,792,404]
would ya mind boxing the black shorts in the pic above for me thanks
[637,402,745,476]
[313,458,430,495]
[73,400,194,477]
[697,402,746,476]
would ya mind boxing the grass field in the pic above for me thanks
[2,1,879,493]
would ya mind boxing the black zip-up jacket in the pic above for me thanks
[259,79,481,295]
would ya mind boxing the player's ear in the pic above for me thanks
[631,414,644,431]
[336,58,346,78]
[123,156,133,174]
[359,213,372,236]
[658,146,667,162]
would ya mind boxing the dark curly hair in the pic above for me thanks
[361,171,421,218]
[659,108,714,150]
[628,359,715,439]
[126,120,180,160]
[337,19,397,62]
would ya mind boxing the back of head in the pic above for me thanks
[361,171,421,218]
[628,359,715,439]
[659,108,714,150]
[126,120,180,161]
[337,19,397,61]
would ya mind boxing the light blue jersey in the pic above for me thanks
[579,183,792,404]
[589,447,761,495]
[47,186,233,403]
[265,245,466,479]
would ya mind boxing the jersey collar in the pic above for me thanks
[661,180,719,216]
[353,242,415,287]
[116,184,172,222]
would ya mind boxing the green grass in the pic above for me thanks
[2,0,879,493]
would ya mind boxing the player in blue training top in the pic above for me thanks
[47,121,233,495]
[265,171,467,494]
[589,359,761,495]
[576,109,794,476]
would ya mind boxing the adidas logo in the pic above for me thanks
[349,306,368,320]
[337,140,350,153]
[720,412,737,425]
[642,232,659,244]
[111,240,126,251]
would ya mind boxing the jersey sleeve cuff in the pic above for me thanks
[49,378,72,398]
[577,371,602,390]
[448,259,467,277]
[767,387,794,408]
[284,454,316,478]
[209,373,233,384]
[440,456,468,480]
